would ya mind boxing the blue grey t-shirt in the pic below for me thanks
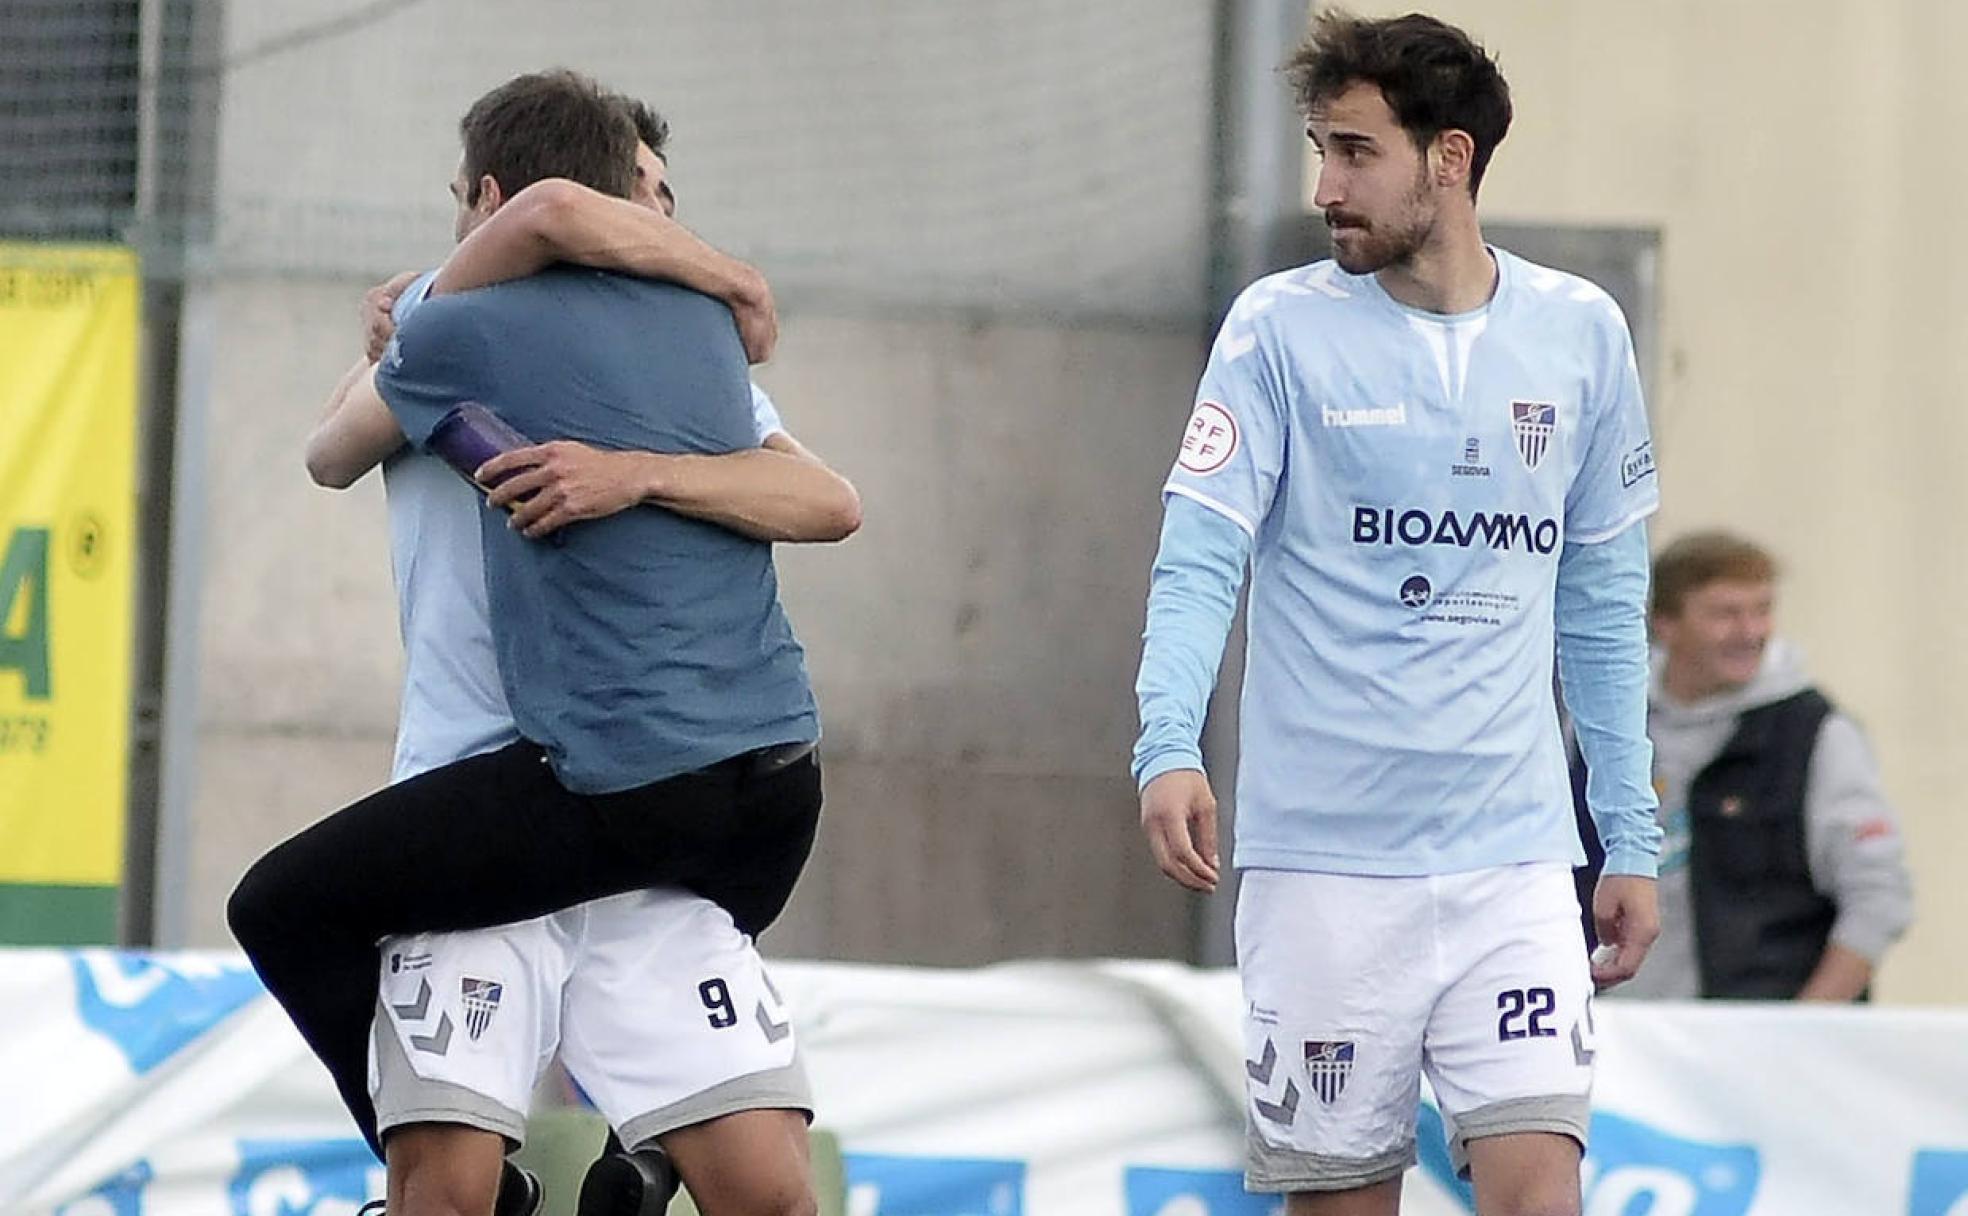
[375,267,818,793]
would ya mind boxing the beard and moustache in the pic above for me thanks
[1324,165,1437,276]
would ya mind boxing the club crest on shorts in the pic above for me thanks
[461,977,503,1041]
[1511,401,1557,471]
[1303,1040,1355,1105]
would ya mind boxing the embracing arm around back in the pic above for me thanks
[430,178,776,363]
[305,357,405,489]
[478,429,861,544]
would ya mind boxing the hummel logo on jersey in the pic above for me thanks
[1322,402,1408,428]
[1511,401,1557,470]
[1354,506,1560,555]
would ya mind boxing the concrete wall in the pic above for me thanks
[1381,0,1966,1002]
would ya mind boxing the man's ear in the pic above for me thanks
[476,173,505,214]
[1432,129,1475,190]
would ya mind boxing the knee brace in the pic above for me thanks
[577,1148,680,1216]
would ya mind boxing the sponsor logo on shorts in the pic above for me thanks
[390,949,433,975]
[461,977,503,1042]
[1511,400,1557,471]
[1303,1040,1355,1106]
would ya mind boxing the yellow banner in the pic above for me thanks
[0,244,140,886]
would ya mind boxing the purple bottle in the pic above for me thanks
[427,401,533,489]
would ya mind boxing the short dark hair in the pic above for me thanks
[459,69,637,206]
[1652,531,1780,619]
[1285,9,1512,196]
[616,95,671,159]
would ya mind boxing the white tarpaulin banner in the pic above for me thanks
[3,950,1966,1216]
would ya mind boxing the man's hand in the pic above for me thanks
[362,270,422,363]
[1590,874,1660,989]
[478,441,652,539]
[1139,769,1221,893]
[1795,942,1875,1002]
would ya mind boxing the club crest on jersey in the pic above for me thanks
[1304,1040,1355,1105]
[1178,400,1239,475]
[461,977,503,1041]
[1511,401,1557,471]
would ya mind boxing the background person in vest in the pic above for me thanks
[1576,530,1913,1000]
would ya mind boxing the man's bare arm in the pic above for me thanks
[478,432,861,544]
[429,178,776,363]
[305,357,405,489]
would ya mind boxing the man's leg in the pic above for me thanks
[1464,1133,1581,1216]
[1421,863,1594,1216]
[659,1110,814,1216]
[1283,1179,1402,1216]
[386,1125,507,1216]
[558,889,815,1216]
[231,742,587,1150]
[369,916,572,1213]
[1234,870,1438,1209]
[227,741,772,1152]
[680,745,823,937]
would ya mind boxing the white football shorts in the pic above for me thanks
[1236,862,1595,1192]
[370,887,809,1149]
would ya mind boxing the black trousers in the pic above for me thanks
[226,738,823,1156]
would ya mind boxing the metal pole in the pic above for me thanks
[118,0,172,946]
[1195,0,1307,967]
[133,0,164,221]
[152,277,211,948]
[124,0,222,947]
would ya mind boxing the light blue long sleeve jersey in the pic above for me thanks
[1133,251,1663,878]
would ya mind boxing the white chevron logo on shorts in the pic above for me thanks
[1246,1037,1300,1125]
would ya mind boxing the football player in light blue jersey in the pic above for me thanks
[1133,13,1661,1215]
[297,94,856,1216]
